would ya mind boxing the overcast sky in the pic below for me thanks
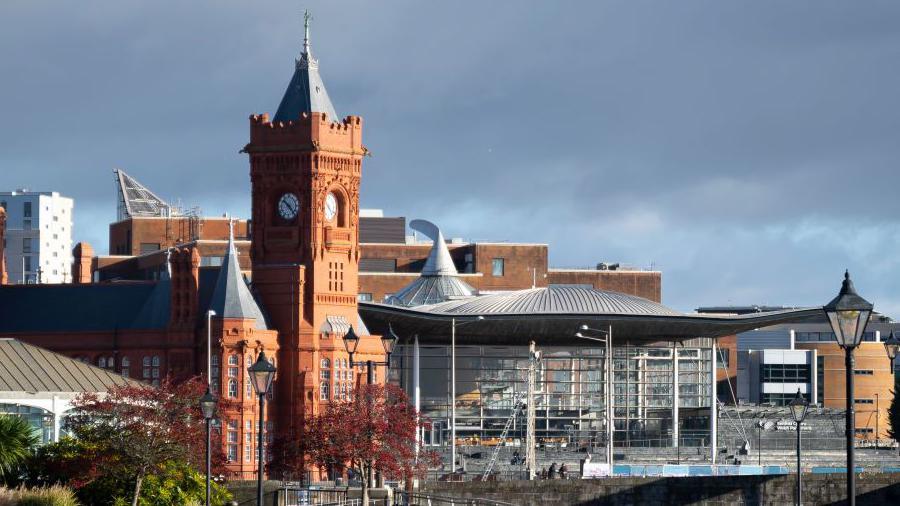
[2,1,899,315]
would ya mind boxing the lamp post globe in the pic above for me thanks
[248,351,276,397]
[824,271,873,350]
[381,324,399,359]
[883,330,900,366]
[342,326,361,357]
[789,389,810,424]
[199,390,217,420]
[824,270,873,506]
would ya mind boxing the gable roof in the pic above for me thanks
[0,339,134,393]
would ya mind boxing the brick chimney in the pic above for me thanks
[71,242,95,284]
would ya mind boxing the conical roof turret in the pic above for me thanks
[208,223,269,329]
[273,10,339,123]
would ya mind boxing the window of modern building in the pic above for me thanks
[492,258,505,277]
[761,393,800,406]
[853,369,874,376]
[23,256,32,273]
[854,427,874,434]
[761,363,810,383]
[357,293,373,302]
[854,398,874,404]
[23,220,31,231]
[795,331,876,343]
[718,349,730,368]
[23,202,31,218]
[22,238,31,254]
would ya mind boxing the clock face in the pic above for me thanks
[277,193,299,221]
[324,192,338,222]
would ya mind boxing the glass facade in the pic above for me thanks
[389,340,714,450]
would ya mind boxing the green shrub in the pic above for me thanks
[0,485,79,506]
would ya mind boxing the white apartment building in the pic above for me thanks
[0,190,74,284]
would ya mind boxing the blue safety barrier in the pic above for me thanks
[608,464,789,477]
[810,466,865,474]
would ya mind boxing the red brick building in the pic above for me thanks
[0,20,386,479]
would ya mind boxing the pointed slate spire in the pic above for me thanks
[273,10,340,123]
[208,221,269,329]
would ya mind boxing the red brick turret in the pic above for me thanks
[71,242,94,284]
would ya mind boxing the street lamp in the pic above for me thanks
[449,316,483,475]
[883,330,899,374]
[199,389,217,506]
[341,325,398,497]
[248,351,276,506]
[575,324,613,474]
[789,389,809,506]
[342,324,397,384]
[824,270,873,506]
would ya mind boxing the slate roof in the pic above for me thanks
[0,339,134,392]
[273,16,339,123]
[207,232,269,330]
[0,282,170,333]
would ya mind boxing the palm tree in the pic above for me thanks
[0,414,40,479]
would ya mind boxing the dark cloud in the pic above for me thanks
[2,1,899,314]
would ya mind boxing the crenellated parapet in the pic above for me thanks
[247,112,365,156]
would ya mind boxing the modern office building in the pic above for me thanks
[0,190,73,284]
[699,306,897,440]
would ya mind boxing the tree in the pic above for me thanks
[888,376,900,441]
[0,414,40,481]
[301,384,438,505]
[65,377,221,506]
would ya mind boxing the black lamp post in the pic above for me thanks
[824,270,873,506]
[248,351,276,506]
[199,389,217,506]
[789,389,810,506]
[341,325,397,499]
[884,330,899,375]
[342,325,397,385]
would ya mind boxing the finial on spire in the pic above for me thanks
[228,217,235,244]
[303,9,312,56]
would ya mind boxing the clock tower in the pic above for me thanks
[244,13,381,438]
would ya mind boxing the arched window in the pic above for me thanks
[98,357,106,368]
[107,356,115,368]
[228,379,238,398]
[151,356,160,367]
[321,358,330,369]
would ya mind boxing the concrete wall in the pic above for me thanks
[424,474,900,505]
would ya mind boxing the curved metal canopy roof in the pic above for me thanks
[359,285,822,345]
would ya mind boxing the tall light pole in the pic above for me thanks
[248,351,276,506]
[824,270,873,506]
[202,309,216,506]
[449,316,483,474]
[789,389,810,506]
[576,324,613,473]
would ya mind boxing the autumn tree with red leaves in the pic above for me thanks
[297,383,437,504]
[65,377,225,506]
